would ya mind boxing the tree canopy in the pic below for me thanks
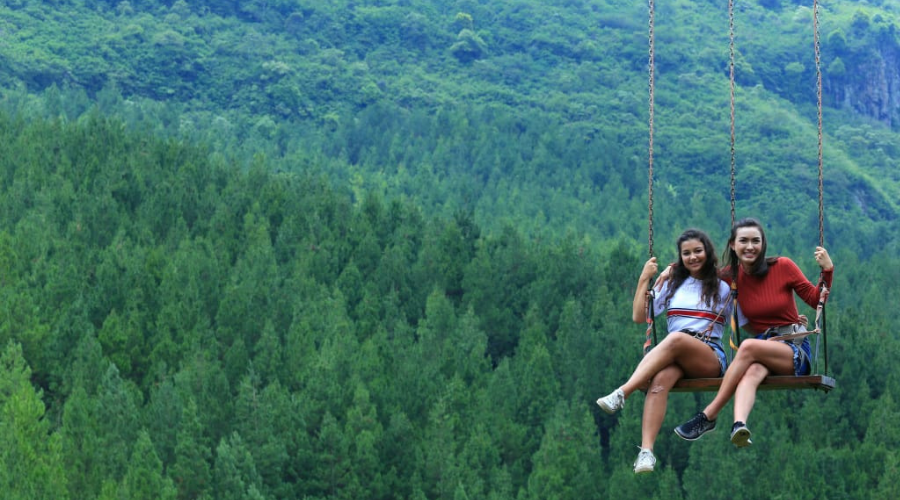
[0,0,898,498]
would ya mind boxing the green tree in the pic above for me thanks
[172,398,212,500]
[143,375,184,468]
[0,342,69,499]
[875,452,900,500]
[121,430,177,500]
[233,373,289,497]
[553,298,591,401]
[448,307,491,385]
[419,397,462,500]
[96,364,141,482]
[512,304,560,451]
[378,409,417,498]
[450,29,488,62]
[482,358,529,488]
[312,411,353,498]
[61,385,102,497]
[457,422,504,499]
[253,319,284,385]
[523,402,602,500]
[217,208,278,385]
[213,432,266,500]
[343,382,387,499]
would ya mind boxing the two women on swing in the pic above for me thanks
[597,218,834,474]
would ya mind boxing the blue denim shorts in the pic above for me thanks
[681,329,727,376]
[707,341,727,377]
[754,334,811,376]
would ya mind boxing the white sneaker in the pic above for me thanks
[596,388,625,414]
[633,448,656,474]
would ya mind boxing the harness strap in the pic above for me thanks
[768,283,829,342]
[643,289,657,355]
[696,290,732,342]
[728,282,740,350]
[767,331,814,342]
[816,279,829,374]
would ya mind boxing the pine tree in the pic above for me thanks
[312,411,353,498]
[512,304,560,457]
[61,385,101,497]
[344,382,387,499]
[522,401,602,500]
[172,398,212,500]
[213,432,266,500]
[96,363,140,482]
[121,430,177,500]
[233,373,290,498]
[0,342,69,499]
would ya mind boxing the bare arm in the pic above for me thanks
[632,257,658,323]
[814,246,834,273]
[652,263,673,291]
[788,247,835,308]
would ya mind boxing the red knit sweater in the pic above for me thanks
[723,257,834,334]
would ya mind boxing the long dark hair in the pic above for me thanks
[724,217,778,279]
[667,228,721,307]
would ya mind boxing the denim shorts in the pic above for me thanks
[707,341,727,377]
[754,334,811,376]
[682,330,727,376]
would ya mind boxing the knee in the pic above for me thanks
[661,332,689,349]
[649,368,681,392]
[648,374,673,395]
[744,363,769,381]
[648,383,670,395]
[735,339,764,359]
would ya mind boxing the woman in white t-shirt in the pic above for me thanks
[596,228,742,474]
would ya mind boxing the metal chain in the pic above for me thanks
[648,0,655,258]
[642,0,658,353]
[814,0,828,376]
[729,0,737,228]
[814,0,825,247]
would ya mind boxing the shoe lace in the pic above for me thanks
[635,448,654,467]
[604,390,623,408]
[688,414,707,432]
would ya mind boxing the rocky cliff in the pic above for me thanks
[826,29,900,129]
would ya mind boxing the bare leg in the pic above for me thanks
[619,333,721,398]
[733,362,769,424]
[702,339,794,420]
[641,365,684,450]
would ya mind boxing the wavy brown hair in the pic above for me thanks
[666,228,722,308]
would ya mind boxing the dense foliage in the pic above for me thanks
[0,111,895,499]
[0,0,898,499]
[2,0,900,250]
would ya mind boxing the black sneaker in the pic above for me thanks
[674,412,717,441]
[730,422,753,448]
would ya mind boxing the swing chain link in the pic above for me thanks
[814,0,825,248]
[729,0,737,228]
[647,0,655,258]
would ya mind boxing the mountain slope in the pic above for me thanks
[0,0,898,256]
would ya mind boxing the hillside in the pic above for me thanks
[0,100,897,500]
[0,1,899,498]
[1,0,898,256]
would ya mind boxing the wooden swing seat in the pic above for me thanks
[670,374,835,393]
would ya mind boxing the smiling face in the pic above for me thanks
[731,226,764,270]
[679,238,707,278]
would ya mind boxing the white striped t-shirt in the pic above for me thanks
[652,277,742,342]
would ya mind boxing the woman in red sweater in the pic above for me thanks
[673,218,834,447]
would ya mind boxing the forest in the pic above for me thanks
[0,0,899,499]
